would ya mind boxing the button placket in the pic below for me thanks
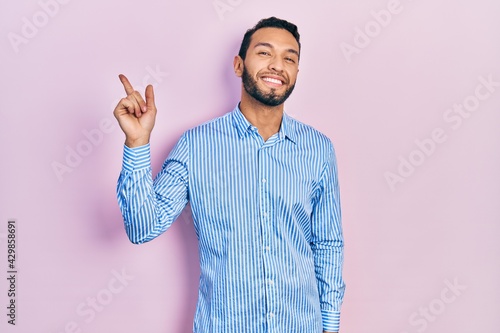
[258,146,277,328]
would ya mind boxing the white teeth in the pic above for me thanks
[262,77,282,85]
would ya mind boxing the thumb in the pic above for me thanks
[145,85,156,111]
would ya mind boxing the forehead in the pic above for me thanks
[250,27,299,51]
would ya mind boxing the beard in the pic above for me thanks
[242,66,296,107]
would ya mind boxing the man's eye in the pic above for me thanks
[259,51,270,56]
[285,57,295,63]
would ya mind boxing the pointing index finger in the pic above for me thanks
[119,74,135,95]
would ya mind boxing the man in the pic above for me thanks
[114,17,345,333]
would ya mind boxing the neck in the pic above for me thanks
[239,91,284,141]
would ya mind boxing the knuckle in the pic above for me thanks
[126,96,137,105]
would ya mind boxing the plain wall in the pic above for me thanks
[1,0,499,332]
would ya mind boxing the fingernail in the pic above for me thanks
[142,106,147,112]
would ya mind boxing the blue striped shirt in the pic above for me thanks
[117,105,345,332]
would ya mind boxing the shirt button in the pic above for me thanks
[264,246,270,251]
[263,212,268,217]
[269,312,274,318]
[262,178,267,183]
[268,279,274,285]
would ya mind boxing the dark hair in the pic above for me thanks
[238,17,301,60]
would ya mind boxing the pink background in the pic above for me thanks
[1,0,499,332]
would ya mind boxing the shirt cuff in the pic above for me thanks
[322,310,341,332]
[122,143,151,172]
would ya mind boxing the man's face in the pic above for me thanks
[239,27,300,107]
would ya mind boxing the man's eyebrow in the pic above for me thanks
[254,42,300,56]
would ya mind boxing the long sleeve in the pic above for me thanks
[116,135,189,244]
[310,142,345,332]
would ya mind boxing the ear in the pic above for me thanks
[233,55,243,77]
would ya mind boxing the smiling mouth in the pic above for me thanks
[261,76,284,87]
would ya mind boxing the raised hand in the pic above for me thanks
[113,74,157,148]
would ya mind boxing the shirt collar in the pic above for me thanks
[232,104,297,144]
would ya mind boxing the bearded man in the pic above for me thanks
[113,17,345,333]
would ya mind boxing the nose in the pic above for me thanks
[268,56,284,72]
